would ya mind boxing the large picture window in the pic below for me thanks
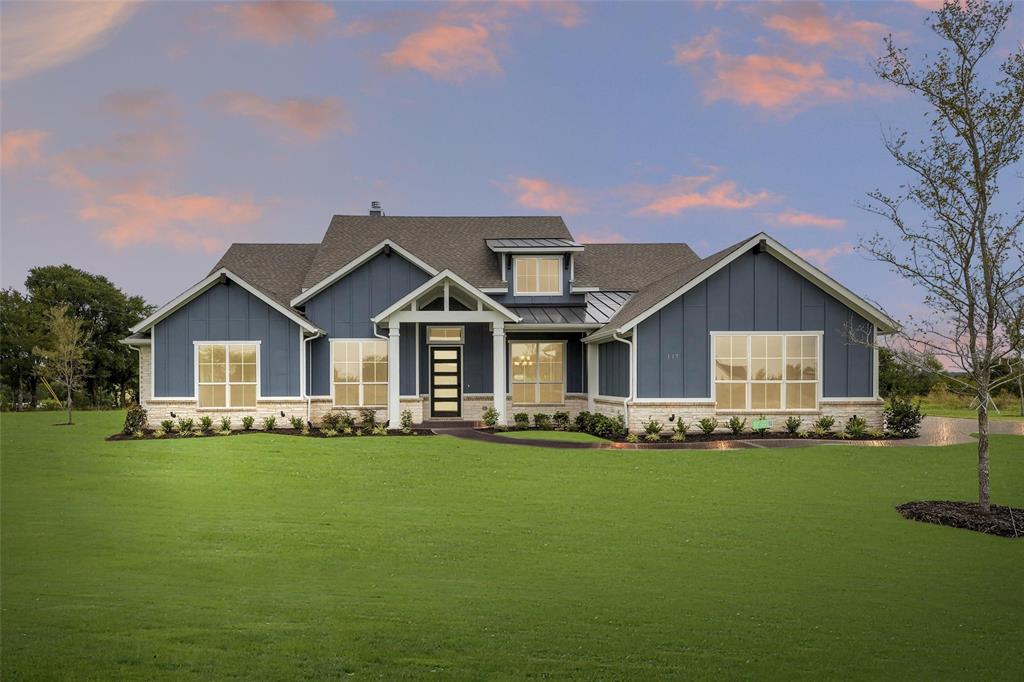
[511,341,564,405]
[197,342,257,408]
[514,256,562,295]
[332,340,388,407]
[713,333,819,411]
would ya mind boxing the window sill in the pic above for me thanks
[714,409,821,414]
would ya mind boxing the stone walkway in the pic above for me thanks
[433,416,1023,450]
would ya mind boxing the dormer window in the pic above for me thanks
[514,256,562,295]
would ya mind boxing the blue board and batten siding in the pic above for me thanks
[635,250,874,399]
[598,341,629,397]
[304,251,431,396]
[152,281,301,397]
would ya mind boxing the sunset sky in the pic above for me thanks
[2,1,1019,320]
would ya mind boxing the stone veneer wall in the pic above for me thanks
[593,394,884,434]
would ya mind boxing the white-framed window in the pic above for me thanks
[514,256,562,295]
[510,341,565,405]
[196,342,258,408]
[331,339,387,407]
[712,333,820,411]
[426,326,464,344]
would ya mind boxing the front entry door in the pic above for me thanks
[430,346,461,417]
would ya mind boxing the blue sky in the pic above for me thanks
[1,1,1017,321]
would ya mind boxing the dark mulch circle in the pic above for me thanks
[896,501,1024,538]
[106,428,434,441]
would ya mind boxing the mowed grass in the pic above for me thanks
[495,429,609,443]
[917,399,1024,422]
[2,411,1023,680]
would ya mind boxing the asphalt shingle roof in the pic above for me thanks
[573,243,700,290]
[211,243,319,308]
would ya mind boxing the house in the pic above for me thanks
[122,205,896,431]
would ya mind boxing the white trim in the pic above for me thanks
[872,324,880,400]
[131,268,321,335]
[511,323,600,331]
[569,254,575,283]
[709,331,822,412]
[584,233,897,343]
[569,286,599,293]
[480,287,508,294]
[371,269,520,323]
[425,325,465,344]
[508,339,567,406]
[118,337,151,346]
[500,254,507,282]
[631,397,716,404]
[488,246,584,254]
[193,340,262,409]
[820,397,883,404]
[291,240,438,307]
[329,337,389,409]
[512,255,564,297]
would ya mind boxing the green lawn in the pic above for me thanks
[2,411,1023,680]
[495,429,609,443]
[916,399,1024,422]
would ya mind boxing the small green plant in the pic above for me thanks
[552,411,570,430]
[642,418,663,442]
[698,417,718,435]
[132,430,144,439]
[241,415,255,431]
[671,419,688,442]
[728,416,746,435]
[219,416,232,432]
[338,409,356,431]
[533,413,552,430]
[122,403,147,435]
[625,433,640,444]
[812,415,835,436]
[358,408,376,433]
[321,427,337,437]
[342,426,353,436]
[574,411,595,433]
[152,427,166,439]
[261,416,276,431]
[160,419,175,433]
[320,412,341,431]
[845,414,868,438]
[372,424,388,436]
[513,412,530,430]
[176,417,194,434]
[784,416,802,435]
[481,406,499,428]
[199,415,213,433]
[400,409,413,434]
[289,415,305,430]
[884,397,924,438]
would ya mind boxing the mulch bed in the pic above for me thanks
[107,428,434,441]
[896,501,1024,538]
[479,428,904,443]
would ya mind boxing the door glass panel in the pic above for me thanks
[434,349,458,360]
[434,362,458,372]
[434,388,458,398]
[434,375,458,386]
[433,401,458,412]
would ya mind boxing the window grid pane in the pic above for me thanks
[332,340,389,407]
[197,343,256,408]
[511,341,564,405]
[715,334,818,411]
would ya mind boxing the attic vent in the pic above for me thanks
[369,201,384,217]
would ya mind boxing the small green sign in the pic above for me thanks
[751,418,771,430]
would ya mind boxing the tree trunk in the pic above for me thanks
[977,395,990,513]
[66,385,73,425]
[29,375,38,408]
[1017,374,1023,417]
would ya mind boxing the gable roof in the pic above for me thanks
[572,243,700,290]
[370,269,520,323]
[303,215,573,291]
[585,233,898,342]
[211,243,319,309]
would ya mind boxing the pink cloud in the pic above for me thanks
[577,228,625,244]
[382,24,501,81]
[214,1,336,45]
[674,31,721,64]
[505,176,587,214]
[762,5,886,49]
[771,209,846,230]
[1,129,48,168]
[629,175,775,216]
[540,2,586,29]
[1,1,138,81]
[793,243,855,271]
[207,91,353,141]
[82,190,263,252]
[99,89,176,120]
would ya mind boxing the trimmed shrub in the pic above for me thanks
[400,409,413,433]
[220,416,232,432]
[338,409,356,431]
[845,414,868,438]
[671,419,688,442]
[728,416,747,435]
[160,419,175,433]
[533,413,552,430]
[642,418,663,442]
[513,412,530,430]
[289,416,305,430]
[481,406,499,428]
[152,427,166,439]
[261,416,276,431]
[812,415,835,436]
[885,397,924,438]
[552,411,570,430]
[784,416,802,435]
[176,417,194,434]
[358,408,376,432]
[698,417,718,435]
[199,416,214,433]
[241,415,255,431]
[320,412,341,431]
[123,403,147,435]
[372,424,388,436]
[625,433,640,444]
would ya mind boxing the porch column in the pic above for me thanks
[492,321,506,426]
[388,320,401,427]
[586,342,598,412]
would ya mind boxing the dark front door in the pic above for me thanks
[430,346,461,417]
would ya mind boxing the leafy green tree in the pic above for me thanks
[878,348,944,398]
[25,265,151,406]
[0,288,44,408]
[33,305,91,425]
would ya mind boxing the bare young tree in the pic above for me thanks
[33,304,91,425]
[861,0,1023,513]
